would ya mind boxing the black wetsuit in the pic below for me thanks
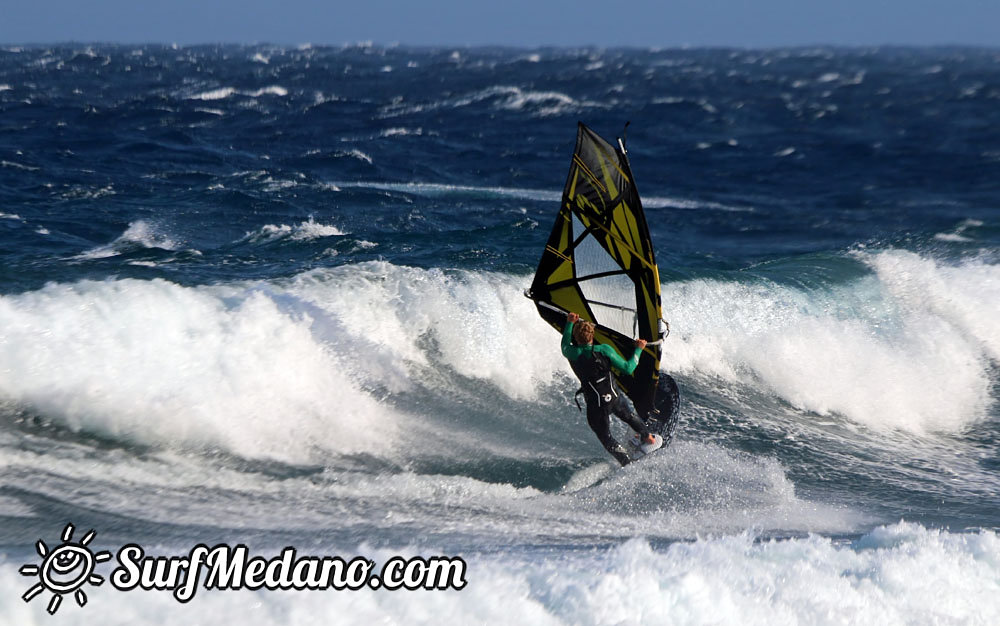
[562,321,649,466]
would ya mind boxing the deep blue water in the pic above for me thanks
[1,44,1000,625]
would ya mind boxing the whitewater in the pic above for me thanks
[1,44,999,625]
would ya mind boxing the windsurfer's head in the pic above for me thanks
[573,320,595,345]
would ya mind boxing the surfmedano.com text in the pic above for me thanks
[111,544,468,602]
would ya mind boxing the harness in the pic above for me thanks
[570,345,618,411]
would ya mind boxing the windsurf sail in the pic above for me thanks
[526,122,665,419]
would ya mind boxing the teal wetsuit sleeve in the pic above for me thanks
[595,344,642,376]
[561,321,582,361]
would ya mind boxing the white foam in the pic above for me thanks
[288,263,565,399]
[934,218,983,242]
[1,160,39,171]
[663,250,998,433]
[248,85,288,98]
[309,92,343,107]
[243,218,346,243]
[333,180,561,202]
[866,250,1000,362]
[74,220,180,260]
[261,176,297,192]
[3,250,994,464]
[460,85,579,117]
[933,232,973,242]
[380,84,591,119]
[0,265,868,547]
[642,195,752,212]
[190,87,236,101]
[62,184,115,200]
[536,522,1000,626]
[337,149,372,164]
[330,181,750,211]
[0,278,398,463]
[188,85,287,100]
[0,406,850,537]
[0,440,854,542]
[2,522,997,625]
[561,441,860,537]
[379,127,424,137]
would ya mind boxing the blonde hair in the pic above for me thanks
[573,320,595,345]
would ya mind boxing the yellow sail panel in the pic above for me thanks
[548,287,589,322]
[567,168,580,201]
[598,157,620,201]
[613,200,641,253]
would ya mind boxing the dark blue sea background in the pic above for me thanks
[1,44,999,625]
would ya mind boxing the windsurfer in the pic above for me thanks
[562,311,656,466]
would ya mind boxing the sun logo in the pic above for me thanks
[19,523,112,615]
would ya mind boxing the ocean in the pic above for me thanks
[1,44,999,625]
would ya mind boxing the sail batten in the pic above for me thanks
[527,123,664,418]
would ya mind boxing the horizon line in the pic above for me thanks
[4,41,1000,52]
